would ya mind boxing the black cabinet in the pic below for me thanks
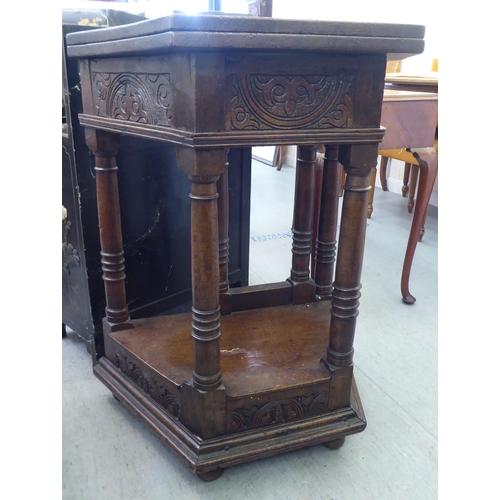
[62,21,251,361]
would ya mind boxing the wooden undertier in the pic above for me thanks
[96,300,366,475]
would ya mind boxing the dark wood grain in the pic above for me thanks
[85,129,133,334]
[109,301,333,397]
[314,145,341,299]
[67,13,424,479]
[66,13,425,49]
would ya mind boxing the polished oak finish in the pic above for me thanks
[66,13,424,479]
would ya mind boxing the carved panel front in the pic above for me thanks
[91,72,173,126]
[228,391,327,432]
[227,73,356,130]
[114,351,181,418]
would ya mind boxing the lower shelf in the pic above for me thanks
[96,301,366,477]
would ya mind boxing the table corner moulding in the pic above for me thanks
[66,13,424,481]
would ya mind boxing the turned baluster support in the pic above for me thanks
[314,145,341,300]
[217,156,231,314]
[189,174,223,391]
[289,144,318,304]
[85,128,133,334]
[322,144,377,407]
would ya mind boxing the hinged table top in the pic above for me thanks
[66,13,425,59]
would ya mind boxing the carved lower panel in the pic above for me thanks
[228,391,327,432]
[228,73,356,130]
[91,72,172,126]
[95,357,366,475]
[113,351,181,418]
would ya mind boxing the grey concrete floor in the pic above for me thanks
[63,159,438,499]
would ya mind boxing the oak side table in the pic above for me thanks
[66,14,424,481]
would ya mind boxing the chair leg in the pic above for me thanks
[275,145,286,171]
[407,164,419,213]
[379,156,389,191]
[339,165,346,197]
[367,167,377,219]
[402,162,411,197]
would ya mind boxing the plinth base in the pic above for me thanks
[95,357,365,477]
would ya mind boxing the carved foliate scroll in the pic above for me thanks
[229,392,327,432]
[228,73,355,130]
[114,352,181,418]
[92,72,172,126]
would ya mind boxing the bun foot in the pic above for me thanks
[324,437,345,450]
[197,468,224,482]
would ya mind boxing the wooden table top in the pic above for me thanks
[66,12,425,59]
[385,73,438,93]
[383,89,438,101]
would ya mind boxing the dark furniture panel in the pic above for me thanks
[62,22,251,360]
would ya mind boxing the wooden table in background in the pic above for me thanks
[379,76,438,303]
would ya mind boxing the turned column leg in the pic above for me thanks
[322,144,377,407]
[217,157,231,314]
[314,145,341,300]
[85,129,133,334]
[310,148,324,281]
[189,174,223,391]
[289,144,318,304]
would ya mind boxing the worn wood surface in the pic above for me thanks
[66,13,424,59]
[67,13,425,479]
[108,301,334,397]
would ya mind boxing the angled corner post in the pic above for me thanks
[323,144,378,377]
[314,144,341,299]
[182,147,227,440]
[189,172,223,391]
[177,146,228,393]
[217,155,231,314]
[289,144,319,304]
[85,128,133,334]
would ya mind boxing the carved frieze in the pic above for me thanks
[114,352,181,418]
[229,392,327,432]
[228,74,355,130]
[91,72,172,126]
